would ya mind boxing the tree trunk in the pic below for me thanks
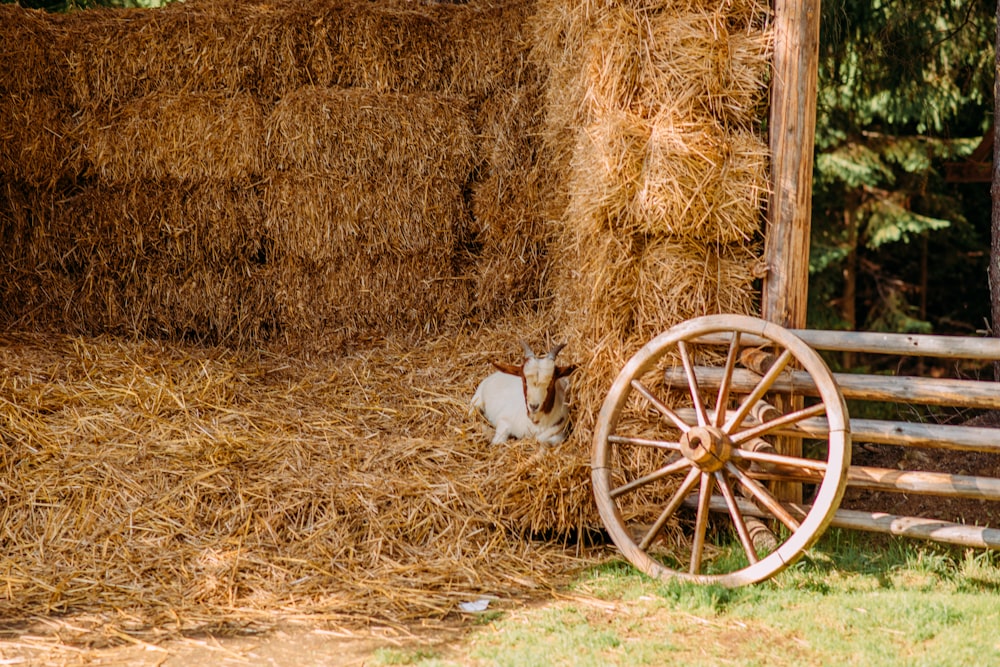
[992,0,1000,380]
[843,202,858,369]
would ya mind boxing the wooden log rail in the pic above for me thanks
[674,329,1000,550]
[688,496,1000,550]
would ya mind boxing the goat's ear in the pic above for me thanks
[555,364,578,378]
[491,360,523,376]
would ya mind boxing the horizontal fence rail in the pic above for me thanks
[691,496,1000,550]
[665,366,1000,411]
[675,407,1000,454]
[696,329,1000,360]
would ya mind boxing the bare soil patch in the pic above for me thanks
[0,619,469,667]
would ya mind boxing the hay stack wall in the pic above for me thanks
[0,0,551,350]
[0,0,770,361]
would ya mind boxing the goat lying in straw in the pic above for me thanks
[471,341,577,445]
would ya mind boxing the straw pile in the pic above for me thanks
[0,0,773,638]
[0,328,593,641]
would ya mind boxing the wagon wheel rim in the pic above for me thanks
[591,314,850,587]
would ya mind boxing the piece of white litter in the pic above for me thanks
[459,597,492,613]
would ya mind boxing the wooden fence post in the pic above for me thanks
[763,0,822,328]
[763,0,823,504]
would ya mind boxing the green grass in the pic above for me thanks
[418,531,1000,666]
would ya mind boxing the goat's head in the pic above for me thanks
[492,340,577,424]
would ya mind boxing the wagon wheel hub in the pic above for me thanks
[679,426,732,473]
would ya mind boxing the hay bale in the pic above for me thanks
[65,182,265,266]
[0,6,67,98]
[639,6,773,125]
[271,253,470,351]
[59,2,306,109]
[0,181,272,342]
[84,92,266,183]
[302,0,536,98]
[467,82,555,319]
[0,184,79,331]
[0,94,80,188]
[266,86,474,176]
[464,179,553,323]
[264,173,463,262]
[633,119,768,242]
[631,237,760,334]
[264,87,474,261]
[128,263,275,345]
[569,1,772,124]
[566,110,769,244]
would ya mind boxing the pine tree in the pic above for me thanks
[810,0,995,335]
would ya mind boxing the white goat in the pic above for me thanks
[471,340,577,445]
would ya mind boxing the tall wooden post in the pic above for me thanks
[763,0,822,504]
[763,0,822,328]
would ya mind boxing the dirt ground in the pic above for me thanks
[0,620,470,666]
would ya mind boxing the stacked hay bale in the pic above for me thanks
[0,0,550,349]
[263,87,476,343]
[532,0,773,435]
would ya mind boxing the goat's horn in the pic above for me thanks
[547,342,567,359]
[520,339,535,358]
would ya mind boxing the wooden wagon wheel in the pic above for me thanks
[592,314,851,586]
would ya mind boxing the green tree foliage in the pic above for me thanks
[810,0,995,334]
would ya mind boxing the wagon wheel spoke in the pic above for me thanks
[723,348,793,433]
[608,434,682,452]
[638,466,702,551]
[610,457,691,499]
[731,402,828,445]
[689,473,715,574]
[713,333,742,428]
[730,448,827,474]
[714,470,758,564]
[725,462,801,532]
[677,340,710,427]
[631,379,691,433]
